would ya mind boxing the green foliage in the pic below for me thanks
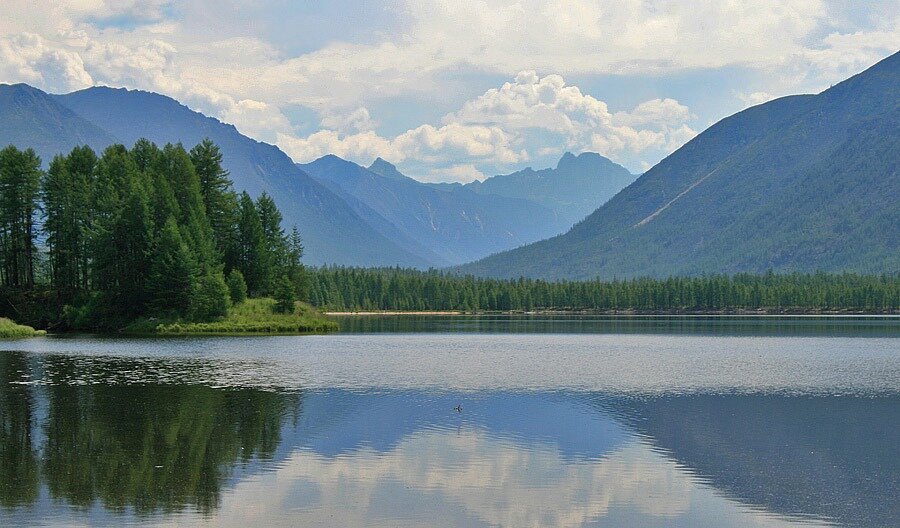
[0,146,42,288]
[308,267,900,313]
[130,298,337,335]
[226,269,247,304]
[237,191,270,295]
[191,273,231,320]
[147,217,195,316]
[0,139,308,332]
[273,275,296,314]
[0,317,44,338]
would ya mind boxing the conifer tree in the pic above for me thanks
[0,146,42,288]
[190,139,240,269]
[237,192,270,295]
[147,217,195,316]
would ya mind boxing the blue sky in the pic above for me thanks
[1,1,897,181]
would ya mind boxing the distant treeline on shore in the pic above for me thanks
[307,268,899,313]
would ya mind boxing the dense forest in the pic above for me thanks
[308,267,899,313]
[0,141,307,329]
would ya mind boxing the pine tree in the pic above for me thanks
[147,217,195,316]
[0,146,42,288]
[237,192,270,295]
[274,275,296,314]
[226,269,248,304]
[190,139,240,269]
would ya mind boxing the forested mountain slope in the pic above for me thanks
[0,84,119,162]
[459,51,900,279]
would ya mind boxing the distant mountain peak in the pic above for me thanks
[368,157,410,181]
[556,151,623,173]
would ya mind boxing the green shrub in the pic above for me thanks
[274,275,296,314]
[0,317,45,338]
[226,269,248,304]
[191,273,231,320]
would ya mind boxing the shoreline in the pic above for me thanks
[326,310,900,317]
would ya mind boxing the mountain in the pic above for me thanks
[0,84,433,267]
[459,52,900,280]
[299,155,569,265]
[466,152,636,227]
[0,83,119,161]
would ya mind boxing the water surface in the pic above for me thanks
[0,316,898,527]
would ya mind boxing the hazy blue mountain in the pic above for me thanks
[0,84,434,267]
[466,152,636,226]
[0,83,119,162]
[300,155,569,265]
[368,157,413,182]
[459,51,900,279]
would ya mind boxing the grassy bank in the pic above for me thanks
[0,317,46,338]
[126,298,338,335]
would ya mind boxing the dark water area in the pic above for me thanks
[0,317,898,526]
[332,314,900,337]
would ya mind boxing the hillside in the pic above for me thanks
[0,84,433,267]
[301,155,569,264]
[459,52,900,279]
[0,83,119,162]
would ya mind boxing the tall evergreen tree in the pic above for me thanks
[147,217,195,316]
[65,146,98,290]
[237,192,270,296]
[156,143,218,274]
[0,146,42,288]
[43,155,78,294]
[190,139,240,268]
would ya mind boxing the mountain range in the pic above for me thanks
[459,51,900,279]
[2,50,896,277]
[300,153,632,264]
[0,84,631,267]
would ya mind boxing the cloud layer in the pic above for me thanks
[1,1,897,180]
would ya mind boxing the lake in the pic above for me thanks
[0,316,898,527]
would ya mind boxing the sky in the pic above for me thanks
[1,1,897,182]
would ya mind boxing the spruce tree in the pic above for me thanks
[147,217,195,316]
[226,269,248,304]
[274,275,296,314]
[190,138,240,269]
[0,146,42,288]
[237,192,270,296]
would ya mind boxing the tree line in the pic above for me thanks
[0,141,306,329]
[308,267,899,312]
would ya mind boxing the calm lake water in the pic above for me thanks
[0,316,898,527]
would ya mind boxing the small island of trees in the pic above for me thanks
[0,140,333,334]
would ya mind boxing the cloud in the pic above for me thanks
[320,107,377,134]
[276,71,697,176]
[0,32,94,92]
[425,164,487,184]
[208,432,697,528]
[0,1,896,181]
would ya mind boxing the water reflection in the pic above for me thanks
[0,352,39,508]
[609,394,900,527]
[1,352,299,518]
[0,334,898,526]
[334,314,900,337]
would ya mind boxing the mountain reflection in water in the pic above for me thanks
[0,329,897,527]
